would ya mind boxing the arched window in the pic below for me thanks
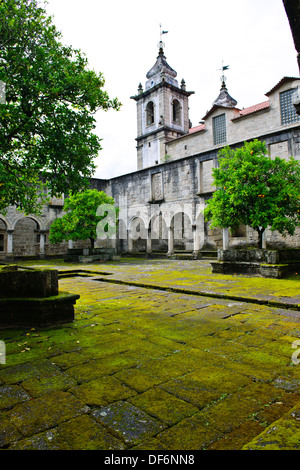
[0,234,3,251]
[172,99,181,124]
[146,101,154,125]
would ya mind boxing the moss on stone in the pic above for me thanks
[1,258,300,450]
[243,404,300,450]
[115,369,163,393]
[0,384,31,409]
[70,376,136,406]
[7,391,89,437]
[56,415,125,450]
[128,388,199,425]
[21,373,77,398]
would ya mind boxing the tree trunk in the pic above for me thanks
[90,238,95,250]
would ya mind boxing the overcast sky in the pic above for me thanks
[45,0,299,179]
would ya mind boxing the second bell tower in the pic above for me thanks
[131,41,194,170]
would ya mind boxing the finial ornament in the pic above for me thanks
[218,61,230,87]
[158,23,168,50]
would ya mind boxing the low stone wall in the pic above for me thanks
[64,248,116,263]
[211,249,300,278]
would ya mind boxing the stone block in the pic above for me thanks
[0,266,58,298]
[0,292,80,329]
[212,249,300,278]
[64,248,115,263]
[0,266,79,329]
[210,260,261,275]
[259,264,288,279]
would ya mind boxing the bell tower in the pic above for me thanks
[131,35,194,170]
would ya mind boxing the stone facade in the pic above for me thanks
[0,198,90,261]
[1,48,300,259]
[165,77,300,163]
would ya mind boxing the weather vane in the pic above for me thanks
[158,23,168,49]
[218,61,230,85]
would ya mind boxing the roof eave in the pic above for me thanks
[265,76,299,96]
[202,104,240,120]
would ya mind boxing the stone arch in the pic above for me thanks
[12,215,45,231]
[0,216,8,229]
[172,98,181,124]
[128,216,147,253]
[146,101,155,125]
[13,216,44,257]
[170,210,193,251]
[0,217,8,254]
[149,212,168,253]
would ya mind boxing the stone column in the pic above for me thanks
[192,224,201,259]
[7,230,13,255]
[39,231,46,258]
[146,228,152,254]
[111,237,117,254]
[223,228,229,250]
[68,240,74,249]
[127,231,133,253]
[167,226,174,256]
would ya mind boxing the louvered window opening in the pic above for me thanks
[213,113,227,145]
[280,89,300,125]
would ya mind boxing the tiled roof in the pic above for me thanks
[232,101,270,121]
[189,123,206,134]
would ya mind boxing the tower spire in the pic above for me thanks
[212,62,237,108]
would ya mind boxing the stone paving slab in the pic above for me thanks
[16,257,300,309]
[0,258,300,451]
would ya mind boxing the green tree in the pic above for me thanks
[204,140,300,248]
[49,189,118,249]
[0,0,121,215]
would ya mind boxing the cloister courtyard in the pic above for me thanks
[0,257,300,451]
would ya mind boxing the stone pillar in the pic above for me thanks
[39,231,46,258]
[167,226,174,255]
[128,231,133,253]
[146,228,152,254]
[7,230,13,255]
[111,237,117,254]
[223,228,229,250]
[68,240,74,249]
[192,224,201,259]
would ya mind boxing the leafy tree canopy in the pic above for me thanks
[49,189,118,249]
[0,0,121,215]
[204,140,300,248]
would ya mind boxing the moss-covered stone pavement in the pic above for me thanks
[1,257,300,450]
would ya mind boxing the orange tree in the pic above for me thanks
[204,140,300,248]
[49,189,118,249]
